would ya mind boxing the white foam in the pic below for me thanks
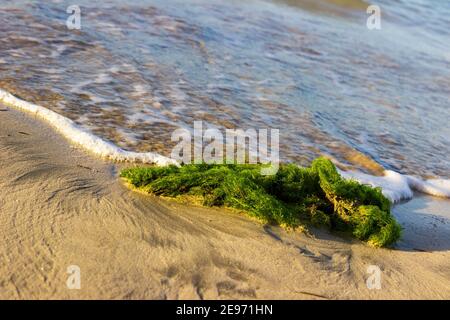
[340,169,450,203]
[0,89,177,166]
[405,176,450,199]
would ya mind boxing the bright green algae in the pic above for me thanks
[120,157,401,247]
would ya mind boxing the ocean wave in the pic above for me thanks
[1,88,449,203]
[0,89,177,166]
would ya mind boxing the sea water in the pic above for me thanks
[1,0,449,201]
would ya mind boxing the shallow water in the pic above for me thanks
[1,0,449,178]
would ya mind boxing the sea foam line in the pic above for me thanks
[340,169,450,203]
[1,88,449,203]
[0,89,177,166]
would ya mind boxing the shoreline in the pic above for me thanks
[0,89,177,166]
[1,105,449,299]
[2,88,449,204]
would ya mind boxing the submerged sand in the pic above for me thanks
[0,106,449,299]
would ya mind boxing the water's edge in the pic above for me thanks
[1,88,449,203]
[0,89,177,166]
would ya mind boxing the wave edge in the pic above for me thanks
[0,89,177,166]
[2,88,449,203]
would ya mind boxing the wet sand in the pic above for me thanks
[0,105,449,299]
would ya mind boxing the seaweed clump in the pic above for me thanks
[120,157,401,247]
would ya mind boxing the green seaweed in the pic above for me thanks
[120,157,401,247]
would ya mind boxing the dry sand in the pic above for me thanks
[0,106,449,299]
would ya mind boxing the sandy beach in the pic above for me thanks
[1,105,449,299]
